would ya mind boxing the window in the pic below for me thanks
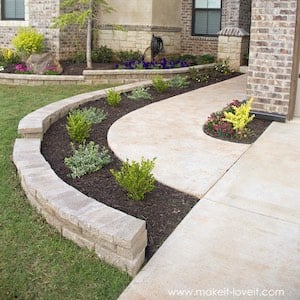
[1,0,25,20]
[192,0,221,36]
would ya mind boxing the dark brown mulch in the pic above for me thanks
[203,118,272,144]
[60,61,117,75]
[41,72,271,259]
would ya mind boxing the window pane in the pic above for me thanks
[4,0,16,19]
[194,10,207,35]
[3,0,24,19]
[207,10,221,34]
[195,0,207,9]
[195,0,221,9]
[15,0,24,19]
[208,0,221,9]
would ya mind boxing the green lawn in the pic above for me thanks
[0,84,131,299]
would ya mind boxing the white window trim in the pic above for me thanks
[0,0,29,26]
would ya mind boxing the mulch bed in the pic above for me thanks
[203,118,271,144]
[41,72,271,259]
[60,61,117,75]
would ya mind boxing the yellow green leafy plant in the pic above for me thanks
[12,27,44,58]
[223,97,255,132]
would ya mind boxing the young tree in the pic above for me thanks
[52,0,113,69]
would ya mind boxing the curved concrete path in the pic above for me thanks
[110,75,300,299]
[108,75,249,198]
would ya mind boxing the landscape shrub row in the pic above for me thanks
[0,26,216,74]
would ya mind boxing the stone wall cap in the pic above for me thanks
[218,27,250,37]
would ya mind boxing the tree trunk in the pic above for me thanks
[86,0,93,69]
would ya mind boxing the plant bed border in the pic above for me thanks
[0,63,215,86]
[13,82,154,276]
[13,73,250,277]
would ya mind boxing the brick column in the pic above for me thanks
[247,0,298,117]
[217,0,251,69]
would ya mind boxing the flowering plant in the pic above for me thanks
[116,57,190,70]
[15,63,33,74]
[43,64,59,75]
[214,59,232,75]
[0,66,4,72]
[203,99,254,139]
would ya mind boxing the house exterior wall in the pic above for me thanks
[180,0,251,57]
[0,0,86,60]
[247,0,298,117]
[0,0,61,57]
[181,0,218,56]
[96,0,181,54]
[221,0,251,31]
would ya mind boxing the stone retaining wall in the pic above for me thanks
[13,82,153,276]
[0,64,214,86]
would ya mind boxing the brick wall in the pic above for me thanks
[29,0,60,54]
[221,0,240,28]
[239,0,251,32]
[0,0,86,60]
[247,0,298,116]
[181,0,218,56]
[0,0,61,56]
[221,0,251,31]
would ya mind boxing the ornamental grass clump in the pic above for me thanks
[110,157,156,201]
[65,142,112,179]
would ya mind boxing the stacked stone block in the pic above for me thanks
[97,25,181,55]
[14,82,156,276]
[247,0,298,117]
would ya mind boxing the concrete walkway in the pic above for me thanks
[109,75,300,300]
[108,75,249,198]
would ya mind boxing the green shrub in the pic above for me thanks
[69,107,107,124]
[0,48,20,64]
[92,46,114,63]
[168,54,196,64]
[223,98,255,134]
[214,59,232,75]
[169,75,190,89]
[197,54,215,65]
[12,27,44,58]
[70,52,86,64]
[66,112,92,143]
[152,75,169,93]
[188,67,210,83]
[65,142,112,178]
[117,50,142,63]
[106,89,122,107]
[110,157,156,201]
[127,86,152,100]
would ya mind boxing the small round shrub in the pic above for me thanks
[70,52,86,64]
[0,48,20,64]
[92,46,114,63]
[116,50,142,63]
[12,27,44,58]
